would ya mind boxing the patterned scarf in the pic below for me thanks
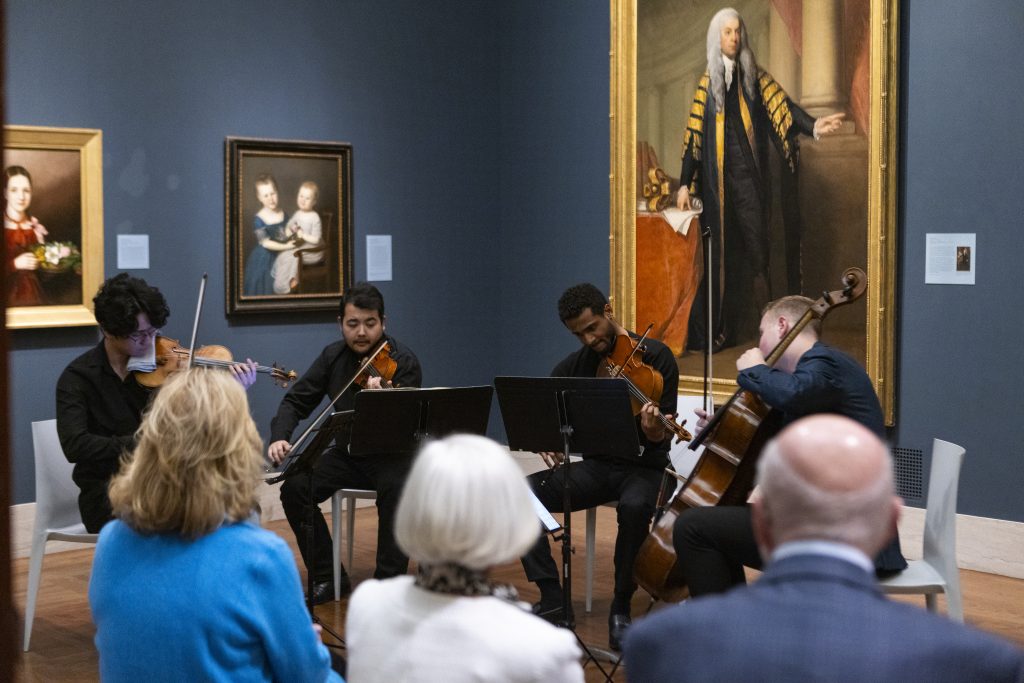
[415,563,520,602]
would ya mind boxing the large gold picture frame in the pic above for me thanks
[610,0,899,423]
[4,126,104,330]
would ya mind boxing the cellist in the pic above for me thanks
[672,295,906,597]
[519,283,680,652]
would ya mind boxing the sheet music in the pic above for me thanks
[528,488,562,533]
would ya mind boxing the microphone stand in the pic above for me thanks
[701,225,714,416]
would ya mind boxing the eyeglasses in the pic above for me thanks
[126,327,159,343]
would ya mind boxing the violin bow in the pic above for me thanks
[185,273,208,368]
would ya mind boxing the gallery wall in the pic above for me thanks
[5,0,505,503]
[6,0,1024,526]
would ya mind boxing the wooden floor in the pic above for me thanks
[12,506,1024,682]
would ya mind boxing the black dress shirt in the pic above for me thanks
[270,335,422,444]
[550,333,680,470]
[56,341,152,486]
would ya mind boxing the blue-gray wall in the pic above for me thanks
[7,1,1024,526]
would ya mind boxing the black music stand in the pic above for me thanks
[349,386,494,454]
[494,376,638,678]
[266,410,354,648]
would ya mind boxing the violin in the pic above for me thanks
[632,267,868,603]
[353,341,399,388]
[603,329,692,443]
[134,335,298,389]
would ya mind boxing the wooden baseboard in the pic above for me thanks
[11,477,1024,581]
[9,480,373,560]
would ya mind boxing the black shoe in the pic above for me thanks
[308,575,352,605]
[608,613,631,651]
[532,600,575,628]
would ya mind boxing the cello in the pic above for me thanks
[632,267,868,603]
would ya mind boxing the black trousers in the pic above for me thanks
[521,458,661,603]
[77,476,114,534]
[280,447,413,583]
[673,505,763,597]
[673,505,908,597]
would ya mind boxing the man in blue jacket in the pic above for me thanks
[624,415,1024,682]
[674,295,905,596]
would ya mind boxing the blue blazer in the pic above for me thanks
[623,553,1024,683]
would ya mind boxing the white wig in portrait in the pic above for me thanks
[394,434,540,571]
[706,6,759,110]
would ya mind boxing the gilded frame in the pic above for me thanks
[610,0,899,423]
[224,137,353,315]
[4,126,104,329]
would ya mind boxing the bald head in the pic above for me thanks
[752,415,900,557]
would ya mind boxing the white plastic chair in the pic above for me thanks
[330,488,376,600]
[23,419,100,651]
[879,438,965,621]
[584,501,618,613]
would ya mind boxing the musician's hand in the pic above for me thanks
[676,185,692,211]
[268,440,292,465]
[230,358,259,390]
[640,401,669,442]
[539,451,565,469]
[736,348,766,371]
[695,408,710,432]
[364,376,393,390]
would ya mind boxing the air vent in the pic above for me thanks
[892,446,924,504]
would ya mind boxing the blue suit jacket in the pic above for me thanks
[624,554,1024,682]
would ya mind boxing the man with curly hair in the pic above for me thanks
[520,282,681,651]
[56,273,256,532]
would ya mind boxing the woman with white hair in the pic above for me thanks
[345,434,583,683]
[89,369,343,682]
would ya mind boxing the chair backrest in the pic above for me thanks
[32,419,88,531]
[922,438,965,569]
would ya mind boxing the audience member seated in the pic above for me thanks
[623,415,1024,683]
[345,434,583,683]
[89,369,343,682]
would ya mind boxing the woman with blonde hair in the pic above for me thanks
[345,434,582,683]
[89,369,342,682]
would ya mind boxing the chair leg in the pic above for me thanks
[346,495,357,570]
[585,507,596,614]
[331,492,342,601]
[925,592,937,613]
[23,532,48,652]
[945,587,964,623]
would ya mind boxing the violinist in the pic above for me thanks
[520,283,679,652]
[671,295,906,597]
[268,282,422,605]
[56,273,258,533]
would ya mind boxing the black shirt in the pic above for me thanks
[270,335,423,444]
[55,341,152,486]
[551,333,680,470]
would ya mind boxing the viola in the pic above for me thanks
[632,267,868,603]
[353,341,399,388]
[603,329,692,444]
[134,335,297,389]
